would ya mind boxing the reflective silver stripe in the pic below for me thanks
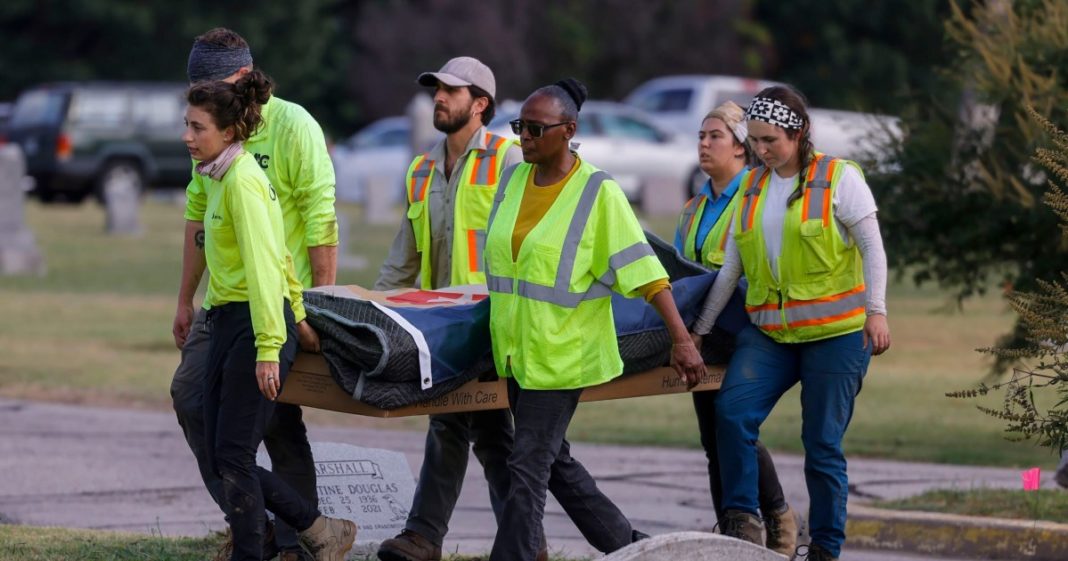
[782,288,866,325]
[805,157,832,221]
[738,168,766,233]
[473,230,486,272]
[487,170,619,308]
[555,171,610,291]
[747,308,781,328]
[608,242,655,273]
[487,163,520,232]
[486,272,513,293]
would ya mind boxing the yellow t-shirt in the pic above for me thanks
[511,158,668,301]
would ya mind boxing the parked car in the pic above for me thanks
[5,81,190,203]
[488,100,702,203]
[331,116,443,204]
[624,75,902,171]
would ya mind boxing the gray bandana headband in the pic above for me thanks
[187,41,253,82]
[745,96,804,130]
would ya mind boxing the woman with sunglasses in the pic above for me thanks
[677,101,798,555]
[182,73,356,561]
[483,78,705,561]
[690,85,891,561]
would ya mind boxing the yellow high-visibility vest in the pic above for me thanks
[733,154,867,343]
[484,159,668,390]
[405,131,515,288]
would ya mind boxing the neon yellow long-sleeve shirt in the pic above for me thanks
[203,152,306,362]
[186,96,338,290]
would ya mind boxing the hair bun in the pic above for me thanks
[235,70,273,106]
[554,78,588,111]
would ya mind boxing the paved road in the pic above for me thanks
[0,398,1035,560]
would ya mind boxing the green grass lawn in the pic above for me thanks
[0,199,1059,468]
[876,488,1068,523]
[0,524,583,561]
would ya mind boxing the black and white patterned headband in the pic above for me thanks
[745,97,804,130]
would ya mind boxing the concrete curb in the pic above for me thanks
[846,504,1068,561]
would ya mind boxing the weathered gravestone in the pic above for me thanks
[406,92,436,156]
[0,144,45,276]
[336,212,369,271]
[259,441,416,544]
[363,175,399,226]
[102,163,142,235]
[603,532,788,561]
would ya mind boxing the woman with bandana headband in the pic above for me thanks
[690,86,891,561]
[675,101,799,556]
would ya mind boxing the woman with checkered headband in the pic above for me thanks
[689,86,891,561]
[674,100,800,556]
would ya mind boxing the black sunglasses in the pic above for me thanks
[509,119,571,138]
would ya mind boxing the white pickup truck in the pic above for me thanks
[623,75,902,177]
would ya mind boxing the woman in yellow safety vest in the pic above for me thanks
[483,78,705,561]
[689,86,891,561]
[182,73,355,561]
[674,101,797,556]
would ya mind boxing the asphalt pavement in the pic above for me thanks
[0,397,1039,560]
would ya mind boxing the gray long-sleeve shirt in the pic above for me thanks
[375,126,523,290]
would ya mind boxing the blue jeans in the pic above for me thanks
[715,326,870,558]
[489,378,633,561]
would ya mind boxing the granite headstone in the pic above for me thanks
[259,441,416,544]
[0,144,45,276]
[102,164,142,235]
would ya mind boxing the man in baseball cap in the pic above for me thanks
[375,57,544,561]
[416,56,496,98]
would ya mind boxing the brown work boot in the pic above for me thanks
[377,529,442,561]
[299,516,357,561]
[719,509,764,546]
[764,504,800,555]
[535,545,549,561]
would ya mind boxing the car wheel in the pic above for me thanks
[688,167,707,198]
[95,161,144,205]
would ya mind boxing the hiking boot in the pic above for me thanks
[377,529,441,561]
[535,545,549,561]
[719,509,763,546]
[299,516,357,561]
[794,543,837,561]
[213,520,278,561]
[764,504,799,555]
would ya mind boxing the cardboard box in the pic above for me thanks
[279,353,724,418]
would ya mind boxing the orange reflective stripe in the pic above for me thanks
[743,170,768,231]
[467,229,479,272]
[746,301,780,313]
[468,156,484,184]
[787,306,865,329]
[822,159,837,227]
[409,155,425,202]
[784,283,865,308]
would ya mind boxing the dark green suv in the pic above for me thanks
[5,81,190,202]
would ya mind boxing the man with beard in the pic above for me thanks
[374,57,527,561]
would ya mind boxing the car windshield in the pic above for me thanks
[10,90,66,128]
[597,113,663,142]
[68,90,129,127]
[631,88,692,113]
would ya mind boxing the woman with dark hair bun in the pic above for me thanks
[483,78,705,561]
[182,72,357,561]
[690,85,891,561]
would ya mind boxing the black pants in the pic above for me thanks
[171,308,317,553]
[692,388,786,520]
[203,302,320,561]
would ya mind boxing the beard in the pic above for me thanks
[433,103,473,134]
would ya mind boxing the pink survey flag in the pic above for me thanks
[1021,467,1041,491]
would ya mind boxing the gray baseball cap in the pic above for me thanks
[417,56,496,99]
